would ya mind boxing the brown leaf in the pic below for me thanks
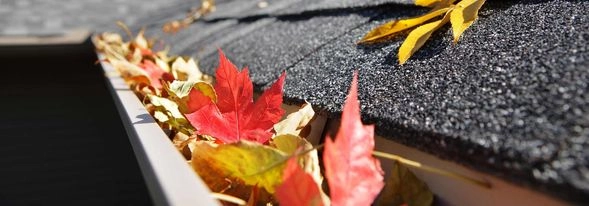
[377,162,434,206]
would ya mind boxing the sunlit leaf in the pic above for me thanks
[415,0,441,7]
[450,0,486,43]
[192,141,288,193]
[186,50,286,144]
[398,13,450,64]
[147,94,193,132]
[276,157,324,206]
[273,102,315,137]
[359,8,449,44]
[377,162,434,206]
[323,72,384,206]
[164,80,216,113]
[171,57,209,82]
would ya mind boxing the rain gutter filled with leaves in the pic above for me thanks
[91,0,571,205]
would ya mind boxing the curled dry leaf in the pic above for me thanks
[398,13,450,64]
[358,0,485,64]
[171,57,211,82]
[450,0,486,43]
[323,72,384,206]
[377,162,434,206]
[273,102,315,137]
[358,8,449,44]
[147,94,194,134]
[192,141,288,194]
[163,80,217,114]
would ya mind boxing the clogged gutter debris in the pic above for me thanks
[93,27,487,205]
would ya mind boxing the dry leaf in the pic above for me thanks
[273,102,315,137]
[398,13,450,64]
[358,8,449,44]
[450,0,486,43]
[377,162,434,206]
[192,141,288,193]
[415,0,441,7]
[164,80,217,113]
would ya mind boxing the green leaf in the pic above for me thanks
[192,141,288,193]
[378,162,434,206]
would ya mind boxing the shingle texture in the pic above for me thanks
[4,0,588,204]
[161,0,589,203]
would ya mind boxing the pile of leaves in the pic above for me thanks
[94,30,435,205]
[358,0,486,64]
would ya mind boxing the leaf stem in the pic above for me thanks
[244,144,324,177]
[372,151,491,188]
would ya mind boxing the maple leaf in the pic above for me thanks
[140,60,174,89]
[323,72,384,206]
[186,50,286,144]
[358,0,486,64]
[276,157,324,206]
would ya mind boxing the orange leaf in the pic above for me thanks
[323,71,384,206]
[276,157,324,206]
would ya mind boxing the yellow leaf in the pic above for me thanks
[450,0,486,43]
[164,80,217,113]
[398,12,450,64]
[109,59,150,81]
[377,162,434,206]
[147,94,193,133]
[358,8,450,44]
[171,57,208,82]
[272,135,324,188]
[273,102,315,137]
[415,0,441,7]
[192,141,288,193]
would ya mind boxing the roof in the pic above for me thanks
[5,0,588,203]
[143,0,589,203]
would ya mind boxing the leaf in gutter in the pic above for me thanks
[171,57,210,82]
[147,94,191,131]
[359,8,449,44]
[140,60,174,89]
[164,80,217,113]
[450,0,486,43]
[192,141,288,193]
[273,102,315,137]
[186,50,286,144]
[398,13,450,64]
[377,162,434,206]
[323,72,384,206]
[276,157,324,206]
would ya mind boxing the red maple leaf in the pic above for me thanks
[140,60,173,89]
[276,157,324,206]
[323,71,384,206]
[186,50,285,144]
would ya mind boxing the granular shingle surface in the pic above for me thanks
[151,0,589,203]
